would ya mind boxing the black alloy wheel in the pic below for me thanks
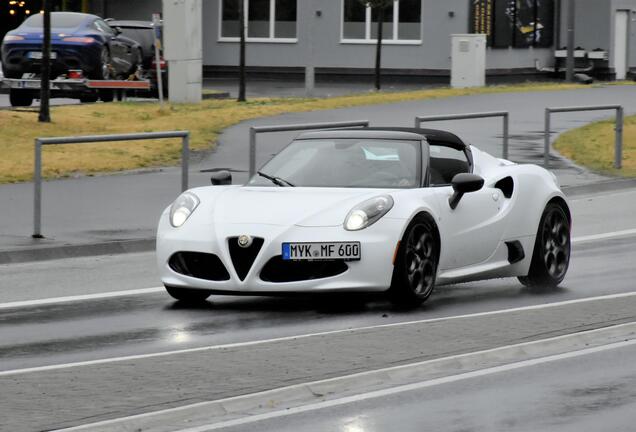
[165,285,213,303]
[389,215,439,307]
[519,203,571,288]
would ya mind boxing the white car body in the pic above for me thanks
[156,129,569,298]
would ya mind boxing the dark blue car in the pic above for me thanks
[1,12,142,80]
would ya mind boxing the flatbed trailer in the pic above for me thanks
[0,75,153,107]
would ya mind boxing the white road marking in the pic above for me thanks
[57,326,636,432]
[571,228,636,244]
[2,290,636,377]
[0,287,164,310]
[569,188,636,202]
[173,338,636,432]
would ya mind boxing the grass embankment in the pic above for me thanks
[554,115,636,177]
[0,81,627,184]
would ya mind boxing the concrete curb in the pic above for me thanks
[0,238,155,265]
[58,321,636,432]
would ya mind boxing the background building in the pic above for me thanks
[5,0,636,81]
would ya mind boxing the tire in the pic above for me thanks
[388,214,440,307]
[165,285,212,303]
[99,89,114,102]
[9,89,33,107]
[4,69,24,79]
[518,202,571,288]
[79,94,99,103]
[91,47,112,80]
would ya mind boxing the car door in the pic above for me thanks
[428,143,507,271]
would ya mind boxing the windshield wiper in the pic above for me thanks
[257,171,295,187]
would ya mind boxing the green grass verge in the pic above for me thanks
[553,114,636,177]
[0,81,633,184]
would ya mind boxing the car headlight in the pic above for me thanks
[170,192,200,227]
[344,195,394,231]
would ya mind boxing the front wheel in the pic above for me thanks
[165,285,212,303]
[91,47,112,80]
[9,89,33,107]
[519,203,571,288]
[388,215,439,307]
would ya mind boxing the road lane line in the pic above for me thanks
[174,338,636,432]
[1,228,634,311]
[0,287,164,310]
[55,322,636,432]
[2,290,636,377]
[571,228,636,244]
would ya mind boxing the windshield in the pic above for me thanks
[249,138,421,188]
[22,13,87,29]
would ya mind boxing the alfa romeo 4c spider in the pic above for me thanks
[156,128,571,306]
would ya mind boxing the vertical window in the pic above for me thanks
[470,0,554,48]
[342,0,422,43]
[221,0,240,38]
[343,0,366,39]
[275,0,297,38]
[248,0,270,38]
[220,0,297,40]
[398,0,421,40]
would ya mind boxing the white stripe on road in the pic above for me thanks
[1,227,634,311]
[174,338,636,432]
[0,287,164,310]
[56,326,636,432]
[571,228,636,244]
[2,290,636,377]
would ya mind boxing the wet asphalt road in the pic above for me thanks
[1,229,635,374]
[228,340,636,432]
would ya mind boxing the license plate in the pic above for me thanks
[28,51,57,59]
[282,242,361,261]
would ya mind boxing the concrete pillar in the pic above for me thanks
[163,0,202,104]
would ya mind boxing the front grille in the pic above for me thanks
[260,256,348,283]
[169,252,230,281]
[228,237,264,281]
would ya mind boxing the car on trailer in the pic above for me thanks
[106,19,167,97]
[1,11,143,106]
[156,128,571,306]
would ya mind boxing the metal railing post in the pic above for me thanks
[181,133,190,191]
[413,111,509,159]
[248,120,369,177]
[615,107,624,169]
[502,113,509,160]
[544,108,551,168]
[249,127,257,179]
[33,139,43,238]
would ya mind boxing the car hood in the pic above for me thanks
[200,186,393,227]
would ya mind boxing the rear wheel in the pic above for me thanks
[79,94,99,103]
[9,89,33,107]
[388,215,439,307]
[91,47,112,80]
[98,89,114,102]
[519,203,571,288]
[165,285,212,303]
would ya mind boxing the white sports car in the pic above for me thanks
[156,128,571,306]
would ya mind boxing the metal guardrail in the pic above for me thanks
[33,131,190,238]
[414,111,510,160]
[248,120,370,177]
[544,105,624,169]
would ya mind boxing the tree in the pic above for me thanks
[238,0,247,102]
[360,0,393,90]
[39,0,51,122]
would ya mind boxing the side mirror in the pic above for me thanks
[448,173,484,210]
[114,26,123,35]
[211,170,232,185]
